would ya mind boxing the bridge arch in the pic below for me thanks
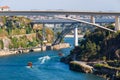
[52,17,116,46]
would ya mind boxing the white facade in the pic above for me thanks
[0,6,10,11]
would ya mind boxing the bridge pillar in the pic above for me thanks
[74,25,78,47]
[91,16,95,24]
[53,24,57,41]
[61,23,65,31]
[115,16,120,31]
[42,24,46,41]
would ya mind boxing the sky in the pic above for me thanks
[0,0,120,11]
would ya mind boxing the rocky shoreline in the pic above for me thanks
[60,58,120,80]
[69,61,93,73]
[0,43,70,57]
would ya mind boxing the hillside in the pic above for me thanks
[0,16,54,50]
[61,25,120,62]
[60,25,120,80]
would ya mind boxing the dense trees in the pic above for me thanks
[64,25,120,62]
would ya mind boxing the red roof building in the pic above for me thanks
[0,6,10,11]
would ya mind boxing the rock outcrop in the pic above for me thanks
[93,63,120,80]
[53,43,70,50]
[69,61,93,73]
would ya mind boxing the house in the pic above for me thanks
[0,6,10,11]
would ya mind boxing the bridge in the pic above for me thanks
[0,11,119,30]
[32,19,115,24]
[0,10,120,46]
[31,18,116,46]
[0,11,120,16]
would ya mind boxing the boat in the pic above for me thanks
[58,53,64,57]
[27,62,32,68]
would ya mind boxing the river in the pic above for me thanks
[0,38,105,80]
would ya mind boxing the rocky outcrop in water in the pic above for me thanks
[69,61,93,73]
[53,43,70,50]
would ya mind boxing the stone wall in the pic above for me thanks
[0,50,18,56]
[0,43,70,57]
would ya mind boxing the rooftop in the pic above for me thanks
[0,6,10,9]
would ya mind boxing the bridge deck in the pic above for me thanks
[32,19,115,24]
[0,11,120,16]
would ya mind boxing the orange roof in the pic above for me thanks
[0,6,10,9]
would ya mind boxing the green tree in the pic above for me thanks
[26,26,32,34]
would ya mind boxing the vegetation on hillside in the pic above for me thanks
[9,36,39,49]
[62,25,120,63]
[0,16,54,49]
[59,24,120,80]
[0,16,33,36]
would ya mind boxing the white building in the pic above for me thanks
[0,6,10,11]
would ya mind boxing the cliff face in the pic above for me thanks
[45,28,54,43]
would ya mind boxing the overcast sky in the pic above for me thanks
[0,0,120,11]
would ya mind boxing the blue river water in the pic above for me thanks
[0,38,105,80]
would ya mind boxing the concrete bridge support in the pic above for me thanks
[74,25,78,46]
[61,23,65,31]
[42,24,46,41]
[53,24,57,41]
[91,16,95,24]
[115,16,120,31]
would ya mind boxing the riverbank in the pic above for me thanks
[0,43,70,57]
[0,50,18,56]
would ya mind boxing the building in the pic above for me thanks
[0,6,10,11]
